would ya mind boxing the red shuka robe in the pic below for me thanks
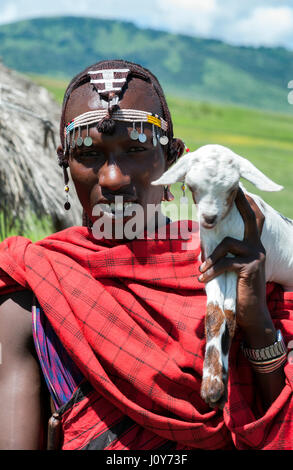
[0,221,292,450]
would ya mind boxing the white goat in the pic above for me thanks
[152,144,293,408]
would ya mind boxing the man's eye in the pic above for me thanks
[127,146,146,153]
[79,152,104,159]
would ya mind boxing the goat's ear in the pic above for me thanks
[237,155,283,192]
[151,152,195,186]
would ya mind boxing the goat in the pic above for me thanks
[152,144,293,408]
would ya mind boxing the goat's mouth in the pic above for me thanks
[201,221,217,230]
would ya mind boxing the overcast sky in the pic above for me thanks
[1,0,293,50]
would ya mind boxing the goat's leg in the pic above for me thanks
[200,274,227,407]
[223,271,237,353]
[219,272,238,406]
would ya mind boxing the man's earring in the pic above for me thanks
[64,184,70,210]
[63,166,71,210]
[163,185,174,202]
[164,185,168,200]
[180,183,188,204]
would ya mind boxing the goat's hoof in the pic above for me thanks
[200,376,226,408]
[208,395,227,410]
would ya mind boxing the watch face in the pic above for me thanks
[276,329,282,342]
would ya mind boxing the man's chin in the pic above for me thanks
[90,212,146,241]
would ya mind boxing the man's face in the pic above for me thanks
[64,78,168,239]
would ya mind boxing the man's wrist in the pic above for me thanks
[242,328,286,358]
[239,311,286,409]
[240,309,277,349]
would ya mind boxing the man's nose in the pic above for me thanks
[98,162,131,192]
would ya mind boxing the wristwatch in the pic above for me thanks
[241,329,287,362]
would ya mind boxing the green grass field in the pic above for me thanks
[15,74,293,239]
[167,95,293,220]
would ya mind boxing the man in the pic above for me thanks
[0,60,292,450]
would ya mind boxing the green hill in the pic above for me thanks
[1,16,293,113]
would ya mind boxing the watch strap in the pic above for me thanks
[241,329,287,362]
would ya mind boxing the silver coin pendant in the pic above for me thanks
[159,135,169,146]
[76,136,83,147]
[84,136,93,147]
[130,129,139,140]
[138,133,147,143]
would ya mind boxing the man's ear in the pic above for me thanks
[166,138,185,169]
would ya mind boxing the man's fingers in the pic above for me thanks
[198,257,245,283]
[199,237,252,273]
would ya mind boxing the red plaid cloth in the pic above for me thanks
[0,221,292,450]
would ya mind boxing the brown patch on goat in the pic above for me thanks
[227,188,237,208]
[200,376,224,405]
[201,346,224,404]
[205,345,222,377]
[224,309,236,339]
[205,303,225,342]
[222,188,237,220]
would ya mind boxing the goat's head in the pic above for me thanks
[152,144,283,229]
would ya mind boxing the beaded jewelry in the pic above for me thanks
[241,329,288,374]
[180,145,190,204]
[248,353,287,374]
[64,184,70,211]
[62,68,171,155]
[62,166,71,210]
[88,68,130,98]
[64,108,169,152]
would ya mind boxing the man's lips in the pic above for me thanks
[93,198,140,219]
[96,196,138,205]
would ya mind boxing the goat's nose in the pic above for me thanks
[203,214,217,225]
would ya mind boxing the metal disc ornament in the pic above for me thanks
[139,133,147,143]
[130,129,139,140]
[71,128,76,149]
[84,136,93,147]
[152,124,157,147]
[159,135,169,146]
[76,136,83,147]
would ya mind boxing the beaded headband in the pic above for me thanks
[89,68,130,97]
[64,108,169,153]
[63,68,170,154]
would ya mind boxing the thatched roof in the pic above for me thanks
[0,62,81,238]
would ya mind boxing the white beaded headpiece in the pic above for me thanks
[64,107,169,152]
[63,68,169,153]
